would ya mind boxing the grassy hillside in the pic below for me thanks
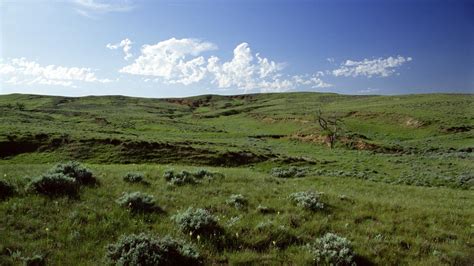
[1,92,472,187]
[0,92,473,265]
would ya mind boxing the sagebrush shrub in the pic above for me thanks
[271,167,308,178]
[307,233,355,265]
[23,254,46,266]
[49,161,96,186]
[163,169,222,186]
[26,173,79,197]
[193,169,215,179]
[0,179,16,200]
[163,170,175,181]
[11,252,46,266]
[116,191,157,213]
[106,233,201,265]
[226,194,248,209]
[456,173,473,189]
[164,170,195,186]
[172,207,220,236]
[123,172,144,183]
[289,191,324,211]
[171,172,197,186]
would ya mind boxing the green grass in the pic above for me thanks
[0,164,473,265]
[0,92,473,265]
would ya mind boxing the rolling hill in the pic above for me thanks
[0,92,473,265]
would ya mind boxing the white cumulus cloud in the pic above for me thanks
[107,38,133,60]
[206,42,331,92]
[292,74,331,88]
[206,43,283,90]
[119,38,217,85]
[118,38,332,92]
[0,58,112,88]
[332,56,412,78]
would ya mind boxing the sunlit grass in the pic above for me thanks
[1,164,473,265]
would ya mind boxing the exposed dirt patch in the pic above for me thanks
[0,134,313,166]
[290,133,403,153]
[208,151,273,166]
[262,117,277,123]
[274,155,318,165]
[345,111,380,119]
[0,137,43,157]
[94,117,110,126]
[344,138,380,151]
[201,105,271,118]
[290,134,327,144]
[257,115,310,124]
[249,134,286,139]
[58,138,272,166]
[164,95,214,109]
[440,125,473,133]
[164,94,260,110]
[347,112,429,129]
[0,133,72,157]
[404,117,426,128]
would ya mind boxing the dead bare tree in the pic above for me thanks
[316,109,344,149]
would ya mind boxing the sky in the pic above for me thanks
[0,0,472,98]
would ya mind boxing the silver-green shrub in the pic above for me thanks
[123,172,144,183]
[289,191,324,211]
[307,233,356,265]
[26,173,79,197]
[171,171,197,186]
[164,170,195,186]
[172,207,220,236]
[226,194,248,209]
[193,169,215,179]
[116,191,157,213]
[271,167,308,178]
[23,254,46,266]
[163,169,222,186]
[163,170,175,181]
[48,161,96,186]
[106,233,201,265]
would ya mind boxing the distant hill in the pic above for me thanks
[1,92,471,165]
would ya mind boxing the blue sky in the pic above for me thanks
[0,0,472,97]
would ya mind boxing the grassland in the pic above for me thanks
[0,92,473,265]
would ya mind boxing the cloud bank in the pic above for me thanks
[2,36,412,94]
[332,56,412,78]
[119,38,217,85]
[118,38,332,92]
[0,58,112,88]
